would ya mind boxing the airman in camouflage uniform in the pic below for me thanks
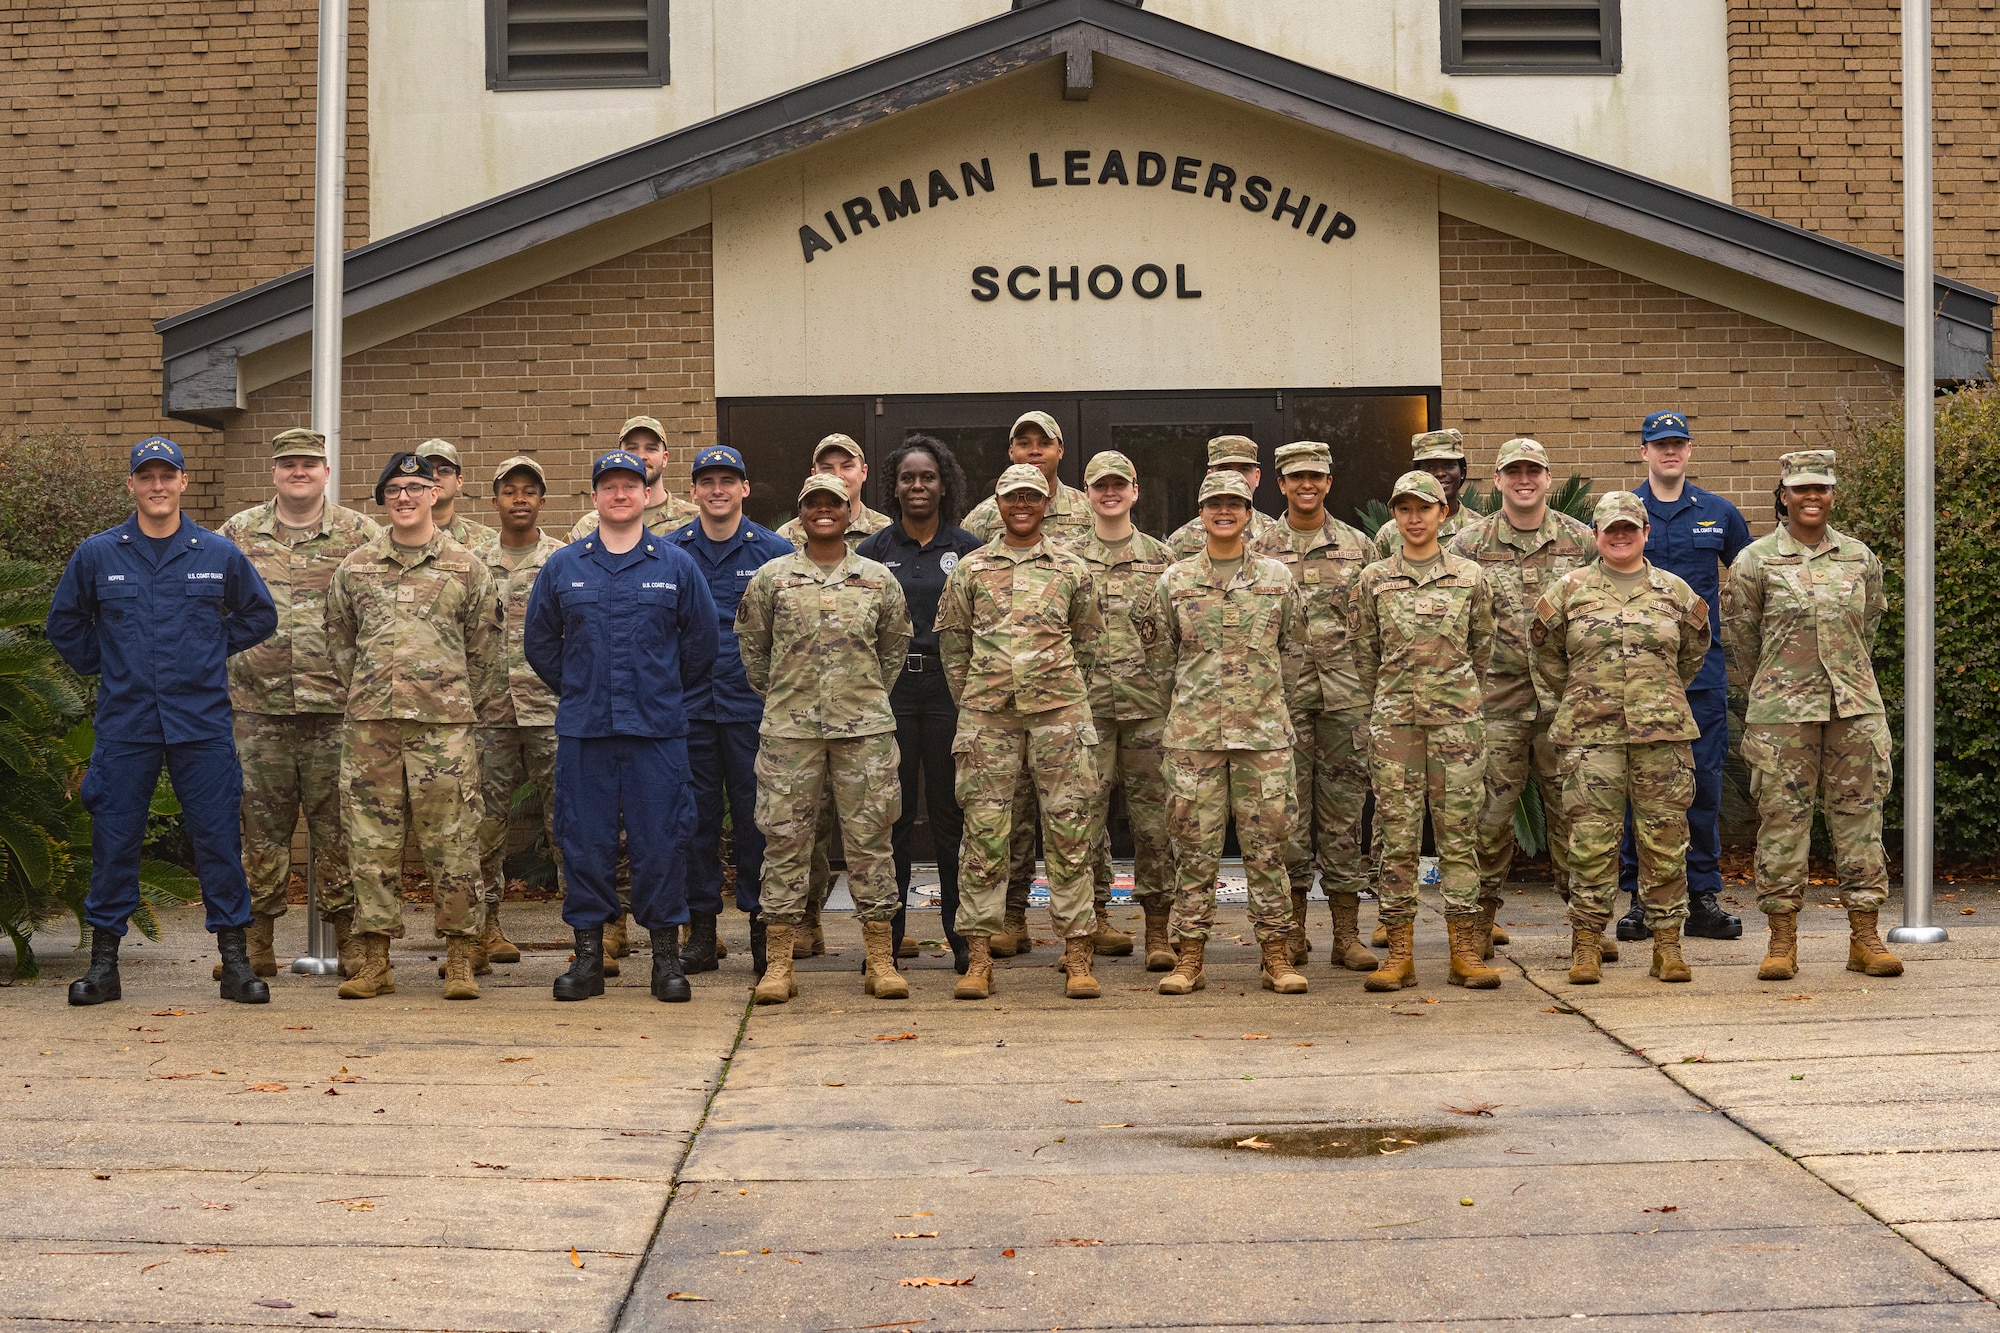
[327,451,503,1001]
[1449,438,1595,959]
[1078,451,1177,967]
[1354,471,1497,990]
[1165,434,1280,558]
[415,439,498,550]
[1534,491,1710,985]
[218,427,381,979]
[1147,470,1307,996]
[1723,449,1901,981]
[566,416,700,542]
[1250,441,1379,974]
[1374,429,1477,558]
[737,473,912,1004]
[936,463,1104,1000]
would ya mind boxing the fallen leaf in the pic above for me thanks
[783,1257,802,1264]
[185,1246,227,1254]
[346,1201,375,1212]
[310,1313,337,1320]
[666,1292,713,1301]
[241,1083,288,1093]
[892,1232,939,1239]
[1779,994,1814,1002]
[1459,1198,1475,1207]
[330,1074,362,1083]
[570,1247,584,1268]
[1963,908,1977,916]
[200,1201,232,1211]
[1240,1033,1269,1040]
[1235,1136,1273,1150]
[324,1087,340,1096]
[1443,1101,1502,1117]
[253,1300,295,1310]
[1542,1005,1578,1015]
[1001,1248,1016,1258]
[873,1033,919,1042]
[822,1082,846,1087]
[473,1162,509,1170]
[157,1071,205,1080]
[139,1261,169,1274]
[283,1025,314,1031]
[1050,1238,1102,1246]
[1642,1205,1679,1213]
[1293,1042,1315,1047]
[152,1009,198,1017]
[1063,1098,1083,1104]
[1378,1147,1405,1155]
[1096,1123,1132,1129]
[92,1174,110,1180]
[895,1213,934,1218]
[1680,1053,1710,1064]
[898,1275,975,1287]
[500,1057,532,1063]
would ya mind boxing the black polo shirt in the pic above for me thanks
[856,519,984,659]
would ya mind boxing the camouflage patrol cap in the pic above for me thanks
[618,415,666,445]
[798,473,850,505]
[1779,450,1837,487]
[1389,471,1446,506]
[1197,471,1255,505]
[815,433,864,461]
[1410,428,1466,462]
[270,427,327,460]
[1207,434,1259,467]
[1010,411,1063,444]
[1495,438,1549,471]
[1084,451,1136,485]
[1274,441,1332,475]
[491,455,547,490]
[995,463,1052,498]
[1593,491,1649,530]
[415,438,462,470]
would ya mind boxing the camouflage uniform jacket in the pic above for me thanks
[219,498,381,716]
[1167,507,1279,560]
[962,482,1093,551]
[1450,507,1595,721]
[777,504,892,553]
[1723,525,1885,722]
[734,550,911,740]
[1080,528,1175,721]
[936,536,1102,715]
[469,529,563,728]
[1353,550,1494,726]
[328,529,502,726]
[1250,513,1373,714]
[1374,506,1474,559]
[1148,551,1305,751]
[443,513,496,550]
[1531,561,1710,746]
[568,495,698,543]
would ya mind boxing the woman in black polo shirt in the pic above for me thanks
[856,437,983,973]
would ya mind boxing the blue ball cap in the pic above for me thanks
[592,449,647,486]
[1641,410,1692,443]
[129,436,186,473]
[691,445,747,479]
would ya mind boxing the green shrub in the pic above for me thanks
[0,429,130,567]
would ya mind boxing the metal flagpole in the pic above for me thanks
[1889,0,1946,946]
[293,0,349,975]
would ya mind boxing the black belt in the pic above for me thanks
[904,653,943,674]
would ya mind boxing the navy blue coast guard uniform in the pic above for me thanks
[46,443,277,937]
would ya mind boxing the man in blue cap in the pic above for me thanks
[47,436,278,1006]
[1619,410,1753,942]
[668,444,791,977]
[524,448,720,1002]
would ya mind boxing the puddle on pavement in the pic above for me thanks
[1177,1123,1480,1159]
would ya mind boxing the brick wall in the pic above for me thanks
[1728,0,2000,296]
[1,0,368,517]
[1439,215,1902,521]
[221,230,716,534]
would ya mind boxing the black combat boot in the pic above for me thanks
[216,926,272,1004]
[650,928,691,1003]
[1615,894,1652,942]
[553,926,605,1001]
[1684,893,1743,940]
[750,914,769,979]
[68,930,123,1006]
[682,911,719,974]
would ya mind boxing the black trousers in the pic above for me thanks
[889,667,965,952]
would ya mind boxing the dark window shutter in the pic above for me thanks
[1441,0,1621,75]
[488,0,670,91]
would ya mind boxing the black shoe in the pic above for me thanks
[554,926,606,1001]
[750,915,768,979]
[1684,894,1743,940]
[216,926,271,1004]
[682,912,719,974]
[650,928,691,1003]
[950,936,970,976]
[68,930,122,1006]
[1615,897,1652,942]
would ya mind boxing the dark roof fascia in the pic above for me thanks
[157,0,1992,398]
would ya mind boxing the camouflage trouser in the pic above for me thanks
[340,719,486,940]
[1370,719,1485,923]
[1743,716,1892,916]
[476,724,561,907]
[1286,706,1371,899]
[233,711,350,918]
[805,783,838,914]
[1003,767,1040,921]
[1477,715,1572,906]
[1165,746,1295,944]
[954,704,1098,939]
[1090,714,1173,907]
[756,732,902,926]
[1562,741,1693,931]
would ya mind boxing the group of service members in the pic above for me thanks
[47,407,1903,1009]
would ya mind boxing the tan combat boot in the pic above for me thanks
[1260,937,1309,994]
[1371,920,1390,948]
[1847,910,1904,977]
[215,911,280,980]
[1477,900,1500,961]
[482,902,522,964]
[1090,909,1133,957]
[1329,893,1378,972]
[1650,922,1692,983]
[896,935,919,959]
[1447,914,1503,989]
[954,936,993,1000]
[1364,921,1416,992]
[1157,938,1206,995]
[1758,911,1799,981]
[1600,932,1620,963]
[336,934,395,999]
[793,901,825,959]
[1062,936,1101,999]
[1141,899,1177,972]
[1490,915,1511,946]
[603,914,627,977]
[439,934,492,977]
[329,908,360,980]
[862,921,909,999]
[990,907,1031,958]
[755,925,798,1005]
[1568,925,1603,984]
[1287,889,1312,967]
[442,936,480,1000]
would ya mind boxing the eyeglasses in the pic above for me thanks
[381,484,435,499]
